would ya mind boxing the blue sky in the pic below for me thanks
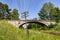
[0,0,60,20]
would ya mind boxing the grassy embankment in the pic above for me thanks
[0,20,60,40]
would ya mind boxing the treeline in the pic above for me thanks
[38,2,60,22]
[26,2,60,30]
[0,2,19,20]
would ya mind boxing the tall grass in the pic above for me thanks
[0,20,60,40]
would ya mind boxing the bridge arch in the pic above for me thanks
[19,21,47,28]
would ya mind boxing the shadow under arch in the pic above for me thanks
[19,21,47,28]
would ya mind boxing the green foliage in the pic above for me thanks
[46,23,57,30]
[0,20,22,40]
[0,2,11,19]
[27,23,57,30]
[50,7,60,22]
[0,2,19,20]
[0,20,60,40]
[38,2,60,22]
[11,9,19,20]
[27,23,42,29]
[53,23,60,31]
[38,2,54,20]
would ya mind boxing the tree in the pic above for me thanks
[0,2,11,19]
[21,11,29,20]
[11,9,19,20]
[3,4,11,19]
[38,2,54,20]
[0,2,3,19]
[0,2,19,20]
[50,7,60,22]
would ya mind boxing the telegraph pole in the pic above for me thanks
[21,11,29,39]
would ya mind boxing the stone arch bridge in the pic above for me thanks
[7,20,56,28]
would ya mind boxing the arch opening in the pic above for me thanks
[19,22,47,28]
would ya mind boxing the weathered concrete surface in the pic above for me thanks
[7,20,56,28]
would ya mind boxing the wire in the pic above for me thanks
[15,0,20,10]
[4,0,8,4]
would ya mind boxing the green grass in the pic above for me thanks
[0,20,22,40]
[0,20,60,40]
[54,22,60,31]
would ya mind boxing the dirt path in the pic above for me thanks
[44,31,60,36]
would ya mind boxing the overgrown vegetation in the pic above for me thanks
[0,20,60,40]
[38,2,60,22]
[0,1,60,40]
[26,23,56,30]
[0,2,19,20]
[26,2,60,30]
